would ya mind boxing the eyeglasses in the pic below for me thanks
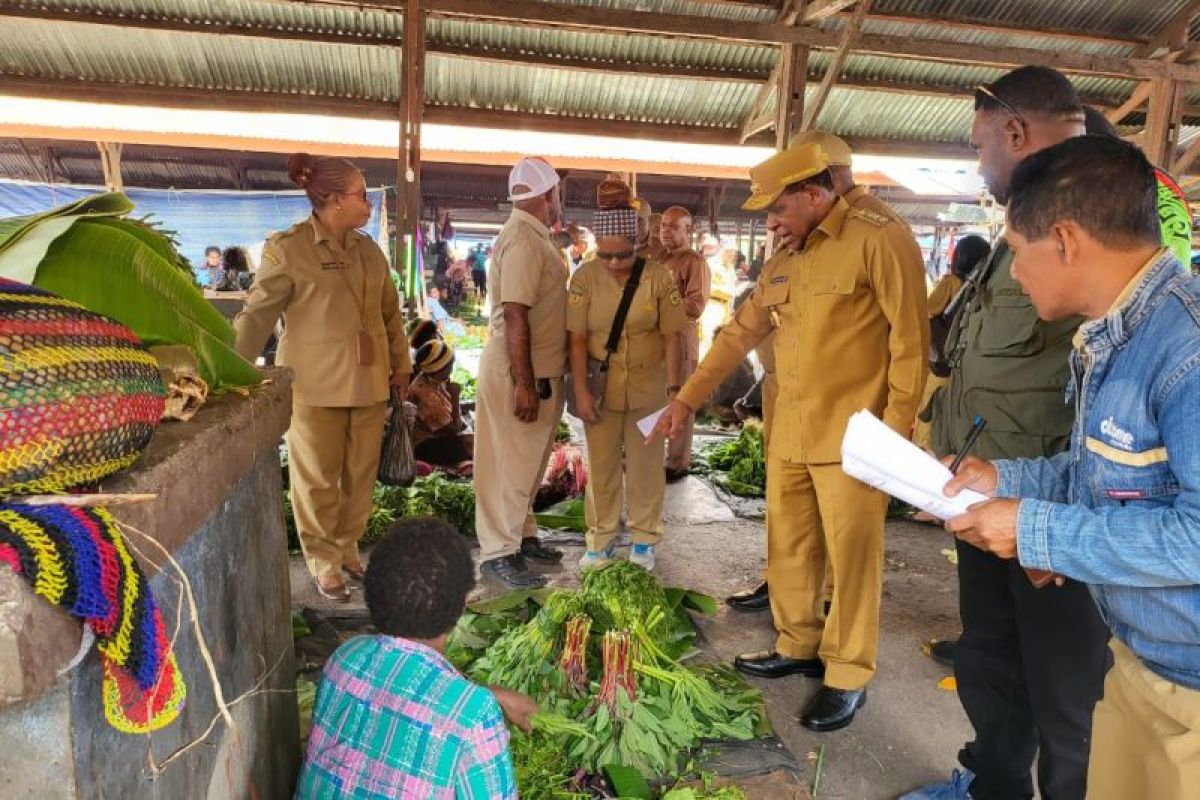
[597,250,635,261]
[342,189,368,203]
[975,84,1027,128]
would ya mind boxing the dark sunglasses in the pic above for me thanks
[597,250,635,261]
[975,84,1027,127]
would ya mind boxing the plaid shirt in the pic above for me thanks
[295,636,516,799]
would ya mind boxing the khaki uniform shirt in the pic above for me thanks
[484,209,569,378]
[659,248,711,364]
[844,185,906,225]
[567,259,689,412]
[678,198,929,464]
[234,216,410,407]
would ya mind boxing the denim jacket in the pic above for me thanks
[994,249,1200,690]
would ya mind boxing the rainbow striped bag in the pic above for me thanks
[0,279,165,495]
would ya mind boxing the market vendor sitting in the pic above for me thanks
[296,518,535,798]
[409,339,474,475]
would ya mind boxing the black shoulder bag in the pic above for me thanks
[566,259,646,417]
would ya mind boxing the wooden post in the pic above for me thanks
[398,0,426,308]
[96,141,123,192]
[774,45,809,150]
[1144,77,1183,168]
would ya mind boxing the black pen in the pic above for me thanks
[948,415,987,474]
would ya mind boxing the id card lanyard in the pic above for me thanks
[336,253,374,366]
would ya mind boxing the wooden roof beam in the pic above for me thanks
[1137,0,1200,58]
[803,0,869,130]
[802,0,860,24]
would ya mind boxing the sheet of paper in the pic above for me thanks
[841,409,988,520]
[637,407,666,438]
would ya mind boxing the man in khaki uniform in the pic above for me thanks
[654,141,928,732]
[476,157,569,590]
[634,197,666,262]
[658,206,711,480]
[235,210,411,596]
[728,131,909,614]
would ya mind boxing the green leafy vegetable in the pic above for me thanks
[698,422,765,497]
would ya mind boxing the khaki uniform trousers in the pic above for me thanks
[474,356,564,562]
[287,402,388,580]
[767,456,887,690]
[666,352,699,471]
[583,406,667,552]
[1087,640,1200,800]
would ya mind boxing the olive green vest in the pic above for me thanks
[927,242,1081,460]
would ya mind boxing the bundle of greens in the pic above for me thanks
[361,474,476,543]
[465,563,765,788]
[698,421,766,497]
[451,366,477,401]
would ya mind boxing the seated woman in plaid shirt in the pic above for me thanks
[296,518,537,799]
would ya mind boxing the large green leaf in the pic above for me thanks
[0,193,134,284]
[25,217,259,388]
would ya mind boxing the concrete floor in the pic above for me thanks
[289,477,973,800]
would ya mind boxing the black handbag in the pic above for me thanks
[566,259,645,418]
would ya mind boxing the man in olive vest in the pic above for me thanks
[905,66,1110,800]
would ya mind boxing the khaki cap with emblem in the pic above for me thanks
[787,131,853,167]
[743,140,837,211]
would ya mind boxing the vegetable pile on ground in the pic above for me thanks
[695,421,766,497]
[451,366,477,401]
[449,563,769,796]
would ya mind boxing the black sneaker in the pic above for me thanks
[520,536,563,565]
[480,554,547,589]
[929,639,958,668]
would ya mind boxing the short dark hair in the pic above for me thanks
[975,66,1084,120]
[950,234,991,280]
[782,169,836,195]
[364,517,475,639]
[205,245,220,256]
[222,246,250,272]
[1008,135,1160,249]
[1083,106,1121,139]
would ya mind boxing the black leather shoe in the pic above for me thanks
[726,581,770,612]
[800,686,866,732]
[930,639,958,668]
[734,651,825,679]
[480,554,547,589]
[520,536,563,565]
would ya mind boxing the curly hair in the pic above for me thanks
[364,517,475,640]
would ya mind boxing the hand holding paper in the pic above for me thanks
[840,410,989,520]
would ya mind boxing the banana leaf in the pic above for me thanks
[0,195,259,389]
[534,497,587,532]
[0,193,134,284]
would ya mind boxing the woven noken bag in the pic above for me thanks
[0,278,165,495]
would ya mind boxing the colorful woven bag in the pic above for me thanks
[0,279,165,495]
[0,503,186,733]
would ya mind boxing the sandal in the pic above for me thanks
[315,578,352,603]
[343,564,366,582]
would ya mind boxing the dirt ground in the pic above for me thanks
[289,478,972,800]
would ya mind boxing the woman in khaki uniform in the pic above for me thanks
[568,180,688,572]
[234,154,411,601]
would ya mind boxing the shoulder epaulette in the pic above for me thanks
[849,208,889,228]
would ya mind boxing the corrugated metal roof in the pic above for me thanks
[425,57,755,126]
[810,87,972,141]
[427,18,775,78]
[831,16,1138,58]
[872,0,1195,40]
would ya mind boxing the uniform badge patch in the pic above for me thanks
[668,286,682,306]
[770,275,787,284]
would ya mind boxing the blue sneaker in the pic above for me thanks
[578,545,615,572]
[630,544,656,571]
[898,768,974,800]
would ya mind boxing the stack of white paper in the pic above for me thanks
[841,409,988,521]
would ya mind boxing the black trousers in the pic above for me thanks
[954,538,1111,800]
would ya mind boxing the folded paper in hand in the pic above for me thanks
[841,409,987,520]
[637,407,666,438]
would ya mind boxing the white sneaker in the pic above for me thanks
[630,544,656,571]
[578,546,615,572]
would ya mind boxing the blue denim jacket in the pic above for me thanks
[994,249,1200,690]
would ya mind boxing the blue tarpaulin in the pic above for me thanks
[0,180,389,282]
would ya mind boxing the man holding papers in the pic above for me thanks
[652,138,927,731]
[907,68,1109,800]
[941,136,1200,800]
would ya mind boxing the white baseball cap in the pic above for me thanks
[508,157,560,202]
